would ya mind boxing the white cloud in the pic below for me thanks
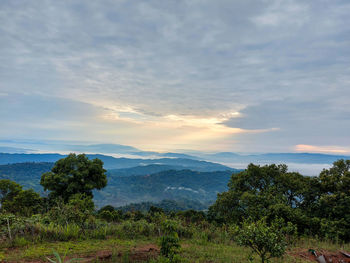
[295,144,350,154]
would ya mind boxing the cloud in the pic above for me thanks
[0,0,349,152]
[295,144,350,154]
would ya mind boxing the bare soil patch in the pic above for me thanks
[290,248,350,262]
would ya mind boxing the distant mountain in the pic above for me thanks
[0,153,231,170]
[2,141,348,165]
[0,146,32,153]
[129,151,199,159]
[108,163,238,177]
[198,152,350,164]
[107,164,202,177]
[0,153,64,164]
[67,144,139,154]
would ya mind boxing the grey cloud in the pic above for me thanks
[222,98,350,151]
[0,0,349,151]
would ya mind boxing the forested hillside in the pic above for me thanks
[0,162,235,207]
[95,169,234,207]
[115,199,209,212]
[0,162,54,191]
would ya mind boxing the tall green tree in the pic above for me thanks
[4,189,43,216]
[0,179,43,216]
[209,164,300,223]
[40,153,107,202]
[318,159,350,240]
[0,179,22,209]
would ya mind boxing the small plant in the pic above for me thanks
[159,220,181,263]
[235,217,296,263]
[46,249,81,263]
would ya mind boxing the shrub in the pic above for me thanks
[160,220,181,262]
[235,218,296,263]
[48,194,94,227]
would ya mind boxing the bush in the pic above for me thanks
[160,220,181,262]
[48,194,94,227]
[234,218,296,263]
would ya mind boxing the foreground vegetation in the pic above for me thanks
[1,154,349,262]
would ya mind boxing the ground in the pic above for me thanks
[2,237,350,263]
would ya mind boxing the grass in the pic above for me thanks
[295,237,350,252]
[180,240,311,263]
[2,236,329,263]
[2,237,156,262]
[2,220,350,262]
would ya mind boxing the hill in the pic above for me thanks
[107,164,240,177]
[0,153,230,170]
[0,162,54,191]
[95,169,234,207]
[115,199,209,212]
[0,162,236,207]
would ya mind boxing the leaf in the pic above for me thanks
[46,257,57,263]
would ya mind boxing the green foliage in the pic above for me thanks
[0,179,22,208]
[160,220,181,262]
[318,159,350,241]
[6,189,43,216]
[210,160,350,241]
[0,213,43,245]
[234,218,296,263]
[48,194,94,227]
[116,199,208,213]
[177,210,206,225]
[40,153,107,202]
[0,179,43,216]
[46,249,81,263]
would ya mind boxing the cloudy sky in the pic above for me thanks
[0,0,349,153]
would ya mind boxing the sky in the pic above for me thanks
[0,0,350,153]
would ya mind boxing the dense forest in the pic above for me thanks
[1,154,350,262]
[0,162,236,207]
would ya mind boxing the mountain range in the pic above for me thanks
[1,142,348,165]
[0,143,349,208]
[0,153,230,171]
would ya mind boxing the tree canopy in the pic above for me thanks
[40,153,107,202]
[0,179,22,208]
[209,160,350,241]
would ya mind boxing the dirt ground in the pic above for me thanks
[9,246,350,263]
[9,244,160,263]
[290,249,350,263]
[62,244,159,263]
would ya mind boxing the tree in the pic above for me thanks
[210,160,350,241]
[318,159,350,241]
[235,218,296,263]
[208,163,318,236]
[209,164,295,223]
[0,179,22,209]
[40,153,107,202]
[0,179,43,216]
[5,189,43,216]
